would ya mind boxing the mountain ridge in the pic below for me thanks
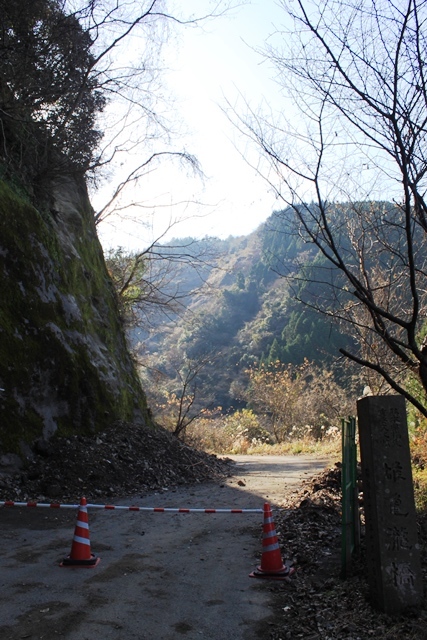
[134,210,353,412]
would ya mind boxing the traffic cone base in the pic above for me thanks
[250,502,294,580]
[60,497,100,568]
[249,562,295,580]
[60,554,100,568]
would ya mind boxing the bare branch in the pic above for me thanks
[228,0,427,414]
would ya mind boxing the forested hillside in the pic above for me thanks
[133,208,355,415]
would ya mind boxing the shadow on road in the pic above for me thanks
[0,455,333,640]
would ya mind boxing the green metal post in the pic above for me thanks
[341,416,359,578]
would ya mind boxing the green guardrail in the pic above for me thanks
[341,416,360,578]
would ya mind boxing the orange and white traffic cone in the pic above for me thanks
[250,502,293,580]
[60,497,100,568]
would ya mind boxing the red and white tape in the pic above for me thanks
[0,500,263,514]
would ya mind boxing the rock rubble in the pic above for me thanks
[0,422,231,502]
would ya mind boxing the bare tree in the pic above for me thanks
[65,0,227,172]
[245,360,352,442]
[1,0,230,319]
[141,350,218,438]
[93,151,202,225]
[105,229,220,327]
[75,0,225,224]
[228,0,427,415]
[1,0,228,191]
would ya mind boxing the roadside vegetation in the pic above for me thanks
[186,402,427,513]
[410,412,427,511]
[147,358,353,451]
[145,356,427,513]
[185,411,342,457]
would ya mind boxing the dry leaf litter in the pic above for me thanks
[257,465,427,640]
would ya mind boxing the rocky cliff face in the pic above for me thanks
[0,175,150,457]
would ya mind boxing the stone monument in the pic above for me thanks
[357,395,422,613]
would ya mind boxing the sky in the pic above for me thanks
[95,0,290,251]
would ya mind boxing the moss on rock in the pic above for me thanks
[0,177,151,455]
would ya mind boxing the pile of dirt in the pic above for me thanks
[262,465,427,640]
[0,422,231,502]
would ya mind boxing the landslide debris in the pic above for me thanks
[0,422,231,502]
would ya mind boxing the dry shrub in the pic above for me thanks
[185,408,342,455]
[410,416,427,510]
[184,415,233,453]
[244,360,354,442]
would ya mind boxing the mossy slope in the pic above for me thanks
[0,176,150,454]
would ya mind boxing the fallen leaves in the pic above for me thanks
[262,465,427,640]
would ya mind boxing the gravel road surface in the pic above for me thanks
[0,455,331,640]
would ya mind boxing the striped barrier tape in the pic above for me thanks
[0,500,263,514]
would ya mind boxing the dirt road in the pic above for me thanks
[0,455,332,640]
